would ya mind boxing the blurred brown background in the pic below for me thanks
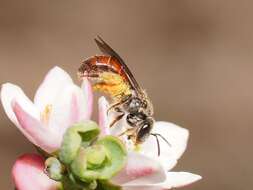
[0,0,253,189]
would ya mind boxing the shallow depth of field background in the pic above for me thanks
[0,1,252,189]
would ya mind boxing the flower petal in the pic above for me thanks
[12,100,61,153]
[81,78,93,119]
[98,96,110,135]
[97,96,127,137]
[112,152,166,185]
[122,172,201,190]
[140,121,189,171]
[48,84,89,136]
[161,172,202,189]
[1,83,40,125]
[1,83,40,143]
[123,186,158,190]
[34,66,73,111]
[12,154,60,190]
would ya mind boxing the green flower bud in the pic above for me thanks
[45,157,64,181]
[86,145,106,169]
[70,135,127,182]
[59,121,100,164]
[54,121,126,190]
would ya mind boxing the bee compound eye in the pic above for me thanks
[137,125,151,143]
[136,120,154,143]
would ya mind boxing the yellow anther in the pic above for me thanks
[40,104,52,125]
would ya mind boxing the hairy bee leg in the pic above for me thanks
[118,128,134,137]
[107,101,124,115]
[109,113,125,128]
[107,94,132,115]
[118,130,127,137]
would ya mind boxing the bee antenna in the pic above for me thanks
[151,133,171,157]
[151,133,161,156]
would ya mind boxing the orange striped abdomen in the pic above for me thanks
[79,56,132,99]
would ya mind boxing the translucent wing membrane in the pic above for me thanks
[94,36,143,95]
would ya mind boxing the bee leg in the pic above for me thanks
[118,128,134,137]
[109,113,125,128]
[107,94,132,115]
[107,102,123,115]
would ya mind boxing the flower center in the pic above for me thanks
[41,104,52,125]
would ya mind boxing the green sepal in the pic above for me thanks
[70,147,88,181]
[61,174,98,190]
[96,180,122,190]
[61,175,83,190]
[95,136,127,180]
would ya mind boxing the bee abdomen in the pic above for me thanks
[92,72,131,99]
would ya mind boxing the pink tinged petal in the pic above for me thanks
[108,114,127,137]
[48,84,88,136]
[98,96,126,136]
[141,121,189,171]
[34,66,73,111]
[12,154,60,190]
[81,78,93,119]
[69,85,90,122]
[70,93,80,123]
[98,96,110,136]
[112,152,166,185]
[1,83,40,143]
[161,172,202,189]
[1,83,40,125]
[12,101,61,153]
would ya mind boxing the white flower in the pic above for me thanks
[3,67,201,190]
[10,95,201,190]
[98,96,202,189]
[1,66,93,153]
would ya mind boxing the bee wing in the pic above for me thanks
[94,36,143,95]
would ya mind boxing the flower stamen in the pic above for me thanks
[41,104,52,125]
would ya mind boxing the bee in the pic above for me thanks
[78,36,170,154]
